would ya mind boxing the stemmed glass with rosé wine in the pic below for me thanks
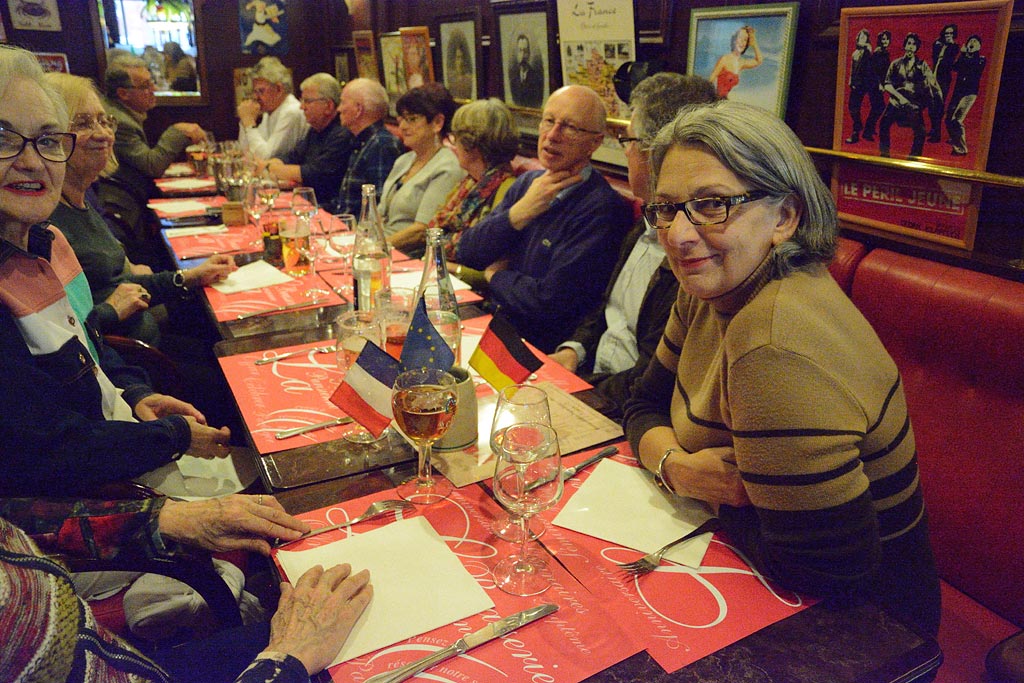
[392,368,458,504]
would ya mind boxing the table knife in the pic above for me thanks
[524,445,618,493]
[274,416,353,439]
[255,345,336,365]
[365,603,558,683]
[236,299,325,321]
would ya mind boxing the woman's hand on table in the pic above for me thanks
[105,283,150,321]
[185,254,238,288]
[663,445,751,510]
[157,494,309,554]
[264,564,373,676]
[183,417,232,457]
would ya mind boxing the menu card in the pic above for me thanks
[277,486,643,682]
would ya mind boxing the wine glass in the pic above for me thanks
[319,213,355,265]
[490,384,552,542]
[336,310,387,444]
[375,287,416,360]
[291,186,318,223]
[288,187,321,277]
[393,368,458,504]
[492,422,563,596]
[243,179,267,248]
[257,176,280,213]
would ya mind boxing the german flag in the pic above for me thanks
[469,315,543,391]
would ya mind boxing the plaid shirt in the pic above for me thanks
[332,121,403,215]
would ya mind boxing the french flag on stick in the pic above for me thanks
[329,341,400,438]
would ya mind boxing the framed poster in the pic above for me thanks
[334,51,351,85]
[494,1,555,112]
[33,52,69,73]
[832,0,1012,250]
[353,30,379,80]
[8,0,61,31]
[399,26,434,90]
[687,3,799,118]
[438,12,480,101]
[379,32,407,98]
[239,0,288,56]
[556,0,634,119]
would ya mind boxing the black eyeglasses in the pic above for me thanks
[538,116,603,140]
[643,190,774,229]
[0,128,76,162]
[617,135,642,148]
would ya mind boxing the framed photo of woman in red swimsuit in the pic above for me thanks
[686,3,799,119]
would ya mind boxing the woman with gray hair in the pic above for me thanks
[624,100,940,637]
[237,56,308,160]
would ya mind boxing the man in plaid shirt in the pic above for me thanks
[332,78,403,214]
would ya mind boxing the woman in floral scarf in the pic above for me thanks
[428,98,518,285]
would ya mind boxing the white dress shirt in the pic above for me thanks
[238,93,308,160]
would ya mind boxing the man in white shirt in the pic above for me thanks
[549,73,719,417]
[237,56,308,160]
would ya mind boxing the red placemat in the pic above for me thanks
[217,340,352,454]
[276,485,644,683]
[165,225,263,260]
[537,443,816,673]
[205,272,344,322]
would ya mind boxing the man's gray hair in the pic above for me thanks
[250,56,293,92]
[630,73,718,140]
[301,72,341,106]
[0,45,68,127]
[650,100,837,277]
[345,78,389,119]
[104,54,148,100]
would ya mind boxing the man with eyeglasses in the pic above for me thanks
[549,73,718,418]
[237,56,308,161]
[99,55,205,263]
[454,85,632,353]
[266,72,352,206]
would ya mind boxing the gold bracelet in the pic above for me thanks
[656,447,686,494]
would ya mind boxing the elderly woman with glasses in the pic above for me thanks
[44,72,235,348]
[379,83,465,254]
[624,100,940,638]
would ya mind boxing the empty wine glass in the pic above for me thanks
[492,422,562,596]
[319,213,355,265]
[393,368,458,504]
[291,186,318,223]
[257,175,280,213]
[490,384,552,542]
[336,310,386,444]
[243,179,267,248]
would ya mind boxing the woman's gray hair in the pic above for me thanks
[250,56,293,92]
[300,72,341,106]
[0,45,68,128]
[650,100,837,277]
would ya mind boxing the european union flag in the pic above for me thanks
[399,297,456,372]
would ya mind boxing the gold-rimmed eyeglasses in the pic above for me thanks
[538,116,603,140]
[0,128,76,162]
[69,114,118,133]
[643,191,774,229]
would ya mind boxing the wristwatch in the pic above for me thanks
[172,269,189,293]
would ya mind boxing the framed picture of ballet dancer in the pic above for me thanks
[831,0,1012,251]
[399,26,434,90]
[686,3,799,118]
[353,30,379,80]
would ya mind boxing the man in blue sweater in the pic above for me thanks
[455,85,632,352]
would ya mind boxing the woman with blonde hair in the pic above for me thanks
[45,72,235,348]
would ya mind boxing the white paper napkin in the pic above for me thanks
[158,177,215,190]
[163,225,228,238]
[276,517,493,666]
[553,459,716,568]
[210,259,293,294]
[390,268,471,292]
[148,200,211,215]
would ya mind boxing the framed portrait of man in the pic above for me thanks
[687,3,799,118]
[494,2,555,111]
[438,12,480,101]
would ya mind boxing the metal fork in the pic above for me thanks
[616,518,721,575]
[273,499,414,549]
